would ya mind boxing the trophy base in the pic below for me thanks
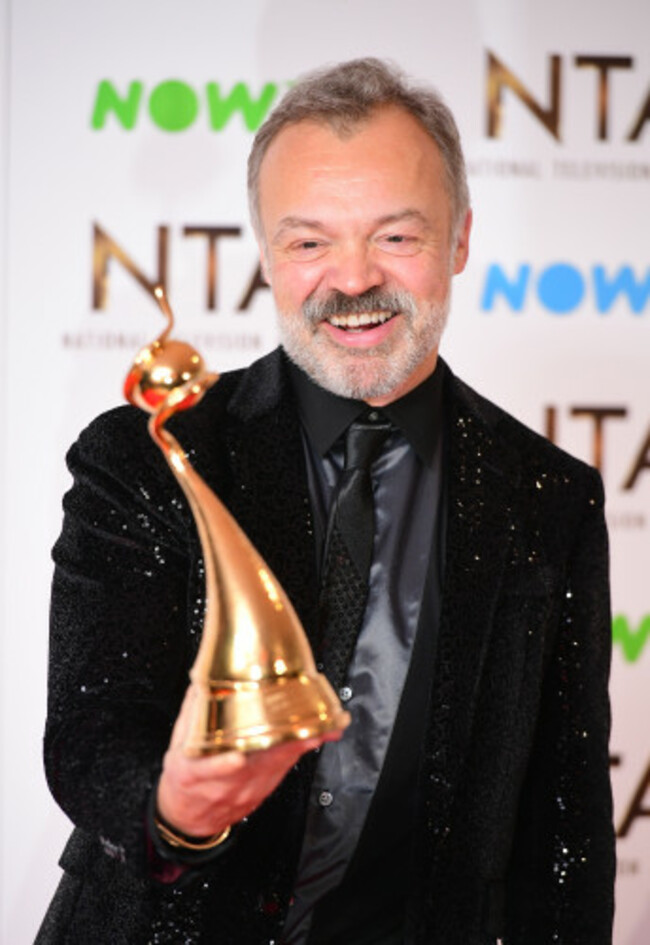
[182,672,351,755]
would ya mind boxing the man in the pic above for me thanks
[38,58,615,944]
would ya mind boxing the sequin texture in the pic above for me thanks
[38,351,614,945]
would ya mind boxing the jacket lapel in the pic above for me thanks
[222,349,320,646]
[419,369,521,865]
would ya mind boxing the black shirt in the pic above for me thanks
[281,361,446,945]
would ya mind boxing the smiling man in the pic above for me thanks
[39,59,615,945]
[255,103,470,405]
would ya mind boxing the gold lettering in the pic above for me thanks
[622,426,650,490]
[486,50,561,140]
[570,406,627,474]
[575,55,633,140]
[617,759,650,838]
[628,85,650,141]
[92,223,168,310]
[544,405,557,444]
[237,262,269,311]
[183,226,242,310]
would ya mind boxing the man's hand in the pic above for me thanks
[156,685,343,838]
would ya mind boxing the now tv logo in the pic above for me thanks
[481,262,650,314]
[91,79,284,132]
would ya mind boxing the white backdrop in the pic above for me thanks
[1,1,649,942]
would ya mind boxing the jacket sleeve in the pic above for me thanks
[505,470,616,944]
[43,408,203,877]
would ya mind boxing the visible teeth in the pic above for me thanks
[328,311,394,329]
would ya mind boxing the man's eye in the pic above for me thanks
[286,239,327,259]
[379,234,419,255]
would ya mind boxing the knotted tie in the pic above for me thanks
[317,412,392,692]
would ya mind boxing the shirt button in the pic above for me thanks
[318,790,334,808]
[339,686,353,702]
[367,410,380,422]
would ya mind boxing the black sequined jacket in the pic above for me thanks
[38,349,615,945]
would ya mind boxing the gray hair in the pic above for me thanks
[247,57,470,241]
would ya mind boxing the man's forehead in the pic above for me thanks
[265,104,426,150]
[259,107,445,191]
[255,105,455,247]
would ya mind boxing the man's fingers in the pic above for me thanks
[163,731,332,802]
[168,685,198,751]
[157,726,345,836]
[164,747,247,784]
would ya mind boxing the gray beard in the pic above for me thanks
[278,287,450,401]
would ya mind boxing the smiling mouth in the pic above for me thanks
[326,311,397,332]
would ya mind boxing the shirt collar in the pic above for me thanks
[287,356,445,467]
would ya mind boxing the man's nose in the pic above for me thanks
[325,243,384,296]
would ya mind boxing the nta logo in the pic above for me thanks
[481,263,650,314]
[486,50,650,141]
[91,79,284,132]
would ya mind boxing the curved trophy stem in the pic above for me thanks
[124,287,349,754]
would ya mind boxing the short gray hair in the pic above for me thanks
[248,57,470,241]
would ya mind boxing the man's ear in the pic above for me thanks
[258,243,272,285]
[452,209,472,275]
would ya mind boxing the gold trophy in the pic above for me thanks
[124,287,349,755]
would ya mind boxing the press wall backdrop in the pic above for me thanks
[1,1,648,941]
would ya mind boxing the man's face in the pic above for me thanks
[257,105,471,405]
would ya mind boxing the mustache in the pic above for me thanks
[302,289,417,325]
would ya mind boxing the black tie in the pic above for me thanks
[317,412,392,692]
